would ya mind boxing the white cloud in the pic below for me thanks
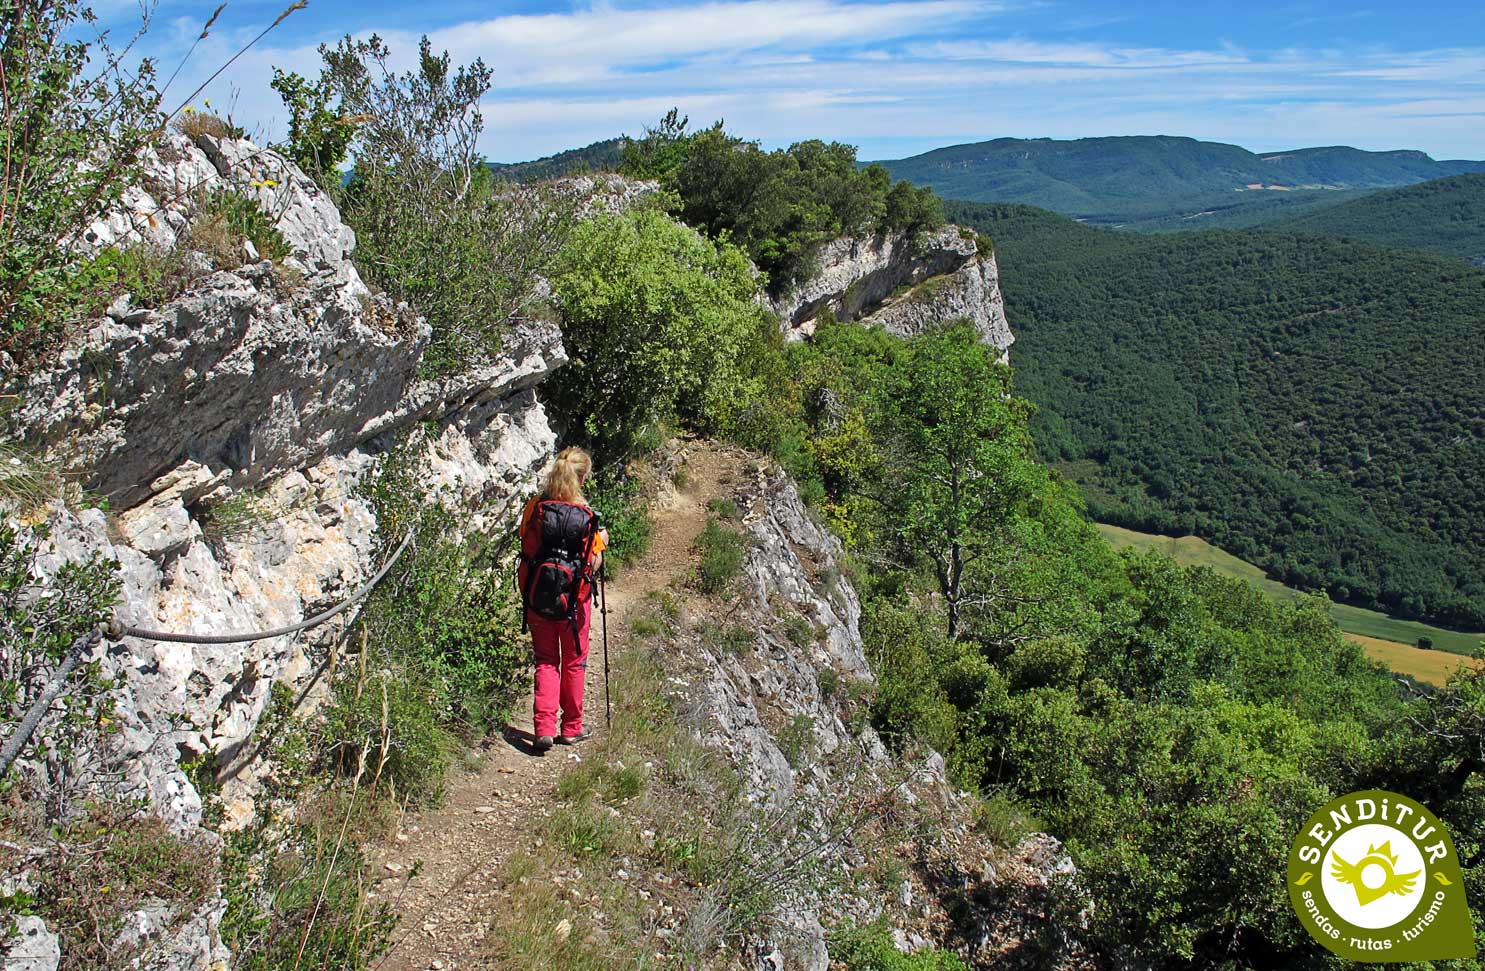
[132,0,1485,163]
[913,39,1248,68]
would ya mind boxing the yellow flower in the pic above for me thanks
[263,179,278,187]
[183,106,195,113]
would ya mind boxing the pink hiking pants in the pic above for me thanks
[529,595,591,739]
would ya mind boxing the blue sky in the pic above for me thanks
[120,0,1485,162]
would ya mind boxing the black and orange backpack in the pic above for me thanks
[517,500,600,630]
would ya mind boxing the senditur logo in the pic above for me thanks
[1288,790,1476,962]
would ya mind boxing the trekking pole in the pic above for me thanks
[600,564,611,728]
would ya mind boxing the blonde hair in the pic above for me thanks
[543,446,592,503]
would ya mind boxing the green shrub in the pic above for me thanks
[290,36,577,377]
[320,664,456,805]
[20,805,218,971]
[784,612,815,649]
[358,443,526,737]
[270,68,357,183]
[695,518,746,594]
[76,243,200,319]
[548,208,768,461]
[818,668,840,699]
[195,190,293,265]
[830,921,968,971]
[707,497,740,520]
[778,713,815,768]
[622,118,944,294]
[587,471,653,568]
[0,0,166,361]
[359,526,524,735]
[703,622,753,656]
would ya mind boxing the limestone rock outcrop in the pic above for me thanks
[684,461,1090,970]
[770,225,1014,357]
[2,133,565,971]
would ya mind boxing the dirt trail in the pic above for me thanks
[370,443,739,971]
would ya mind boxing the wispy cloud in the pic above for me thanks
[137,0,1485,162]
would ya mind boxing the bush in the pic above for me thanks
[1418,636,1434,650]
[77,243,199,316]
[17,804,218,971]
[547,207,768,461]
[587,471,653,568]
[270,68,357,183]
[320,663,456,805]
[0,0,165,361]
[194,190,293,266]
[784,611,815,649]
[695,518,746,594]
[290,36,578,376]
[703,622,754,656]
[829,921,968,971]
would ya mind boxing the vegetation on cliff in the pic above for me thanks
[527,173,1485,961]
[621,111,944,294]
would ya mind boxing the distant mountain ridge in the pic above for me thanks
[486,137,626,182]
[874,136,1485,230]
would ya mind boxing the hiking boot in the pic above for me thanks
[534,735,555,753]
[557,730,593,745]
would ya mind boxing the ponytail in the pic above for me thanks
[543,447,592,503]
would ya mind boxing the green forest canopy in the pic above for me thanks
[1264,173,1485,265]
[946,199,1485,630]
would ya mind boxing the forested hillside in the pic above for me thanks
[878,136,1485,229]
[486,137,625,181]
[946,200,1485,629]
[1266,174,1485,265]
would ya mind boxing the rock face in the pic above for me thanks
[770,225,1014,357]
[6,132,574,512]
[3,134,566,970]
[1,917,60,971]
[686,464,1091,970]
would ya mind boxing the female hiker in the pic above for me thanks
[517,447,608,752]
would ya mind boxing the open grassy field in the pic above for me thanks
[1096,523,1485,683]
[1345,634,1483,687]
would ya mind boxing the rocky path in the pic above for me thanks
[369,443,738,971]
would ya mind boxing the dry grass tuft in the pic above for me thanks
[171,110,238,141]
